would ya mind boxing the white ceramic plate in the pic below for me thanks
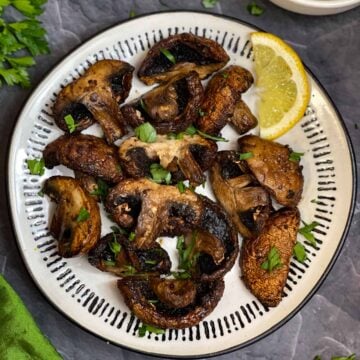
[8,12,356,358]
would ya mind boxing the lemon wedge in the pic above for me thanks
[251,32,310,139]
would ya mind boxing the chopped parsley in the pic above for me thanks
[90,179,109,201]
[177,181,186,194]
[160,48,176,64]
[128,232,136,241]
[293,242,307,263]
[109,238,121,257]
[149,163,171,184]
[0,2,49,88]
[171,271,191,280]
[129,9,136,18]
[221,72,229,79]
[261,246,282,272]
[185,125,197,135]
[177,232,199,271]
[76,207,90,222]
[239,152,253,160]
[122,265,136,275]
[202,0,219,9]
[198,109,206,117]
[289,151,304,162]
[247,2,265,16]
[145,259,157,265]
[26,158,45,175]
[134,122,157,143]
[103,260,116,267]
[298,221,319,247]
[138,323,165,337]
[64,114,77,133]
[197,129,228,142]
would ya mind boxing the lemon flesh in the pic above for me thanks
[251,32,310,139]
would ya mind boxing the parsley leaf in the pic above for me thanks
[171,271,191,279]
[298,221,319,247]
[122,265,136,275]
[289,151,304,162]
[247,2,265,16]
[261,246,282,272]
[331,354,356,360]
[76,207,90,222]
[185,125,197,135]
[149,163,171,184]
[202,0,219,9]
[26,158,45,175]
[160,48,176,64]
[129,9,136,18]
[221,72,229,79]
[109,238,121,257]
[293,242,307,263]
[177,232,198,271]
[138,324,165,337]
[198,109,206,117]
[64,114,77,133]
[103,260,116,267]
[177,181,186,194]
[128,232,136,241]
[134,122,157,143]
[11,0,47,17]
[239,152,253,160]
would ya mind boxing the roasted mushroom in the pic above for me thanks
[106,179,239,281]
[228,99,258,135]
[53,60,134,143]
[43,176,101,257]
[209,151,272,238]
[74,171,101,201]
[138,33,229,85]
[241,207,300,307]
[121,72,203,134]
[88,232,171,276]
[44,134,124,184]
[196,66,254,135]
[118,134,217,186]
[238,135,304,207]
[117,277,224,329]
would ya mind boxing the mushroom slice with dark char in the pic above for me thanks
[240,207,300,307]
[138,33,230,85]
[196,66,254,135]
[238,135,304,207]
[53,60,134,143]
[44,134,124,184]
[43,176,101,258]
[106,179,239,281]
[88,232,171,276]
[122,71,203,134]
[118,134,217,186]
[117,277,224,329]
[209,151,272,238]
[228,99,258,135]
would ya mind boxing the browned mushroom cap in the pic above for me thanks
[43,176,101,258]
[138,33,230,85]
[196,66,254,135]
[74,171,100,201]
[241,207,300,307]
[118,134,217,186]
[53,60,134,143]
[117,277,224,329]
[106,179,239,281]
[238,135,304,207]
[149,278,196,309]
[88,232,171,276]
[122,72,203,134]
[229,99,258,135]
[43,134,124,184]
[105,178,203,249]
[209,151,272,238]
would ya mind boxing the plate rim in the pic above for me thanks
[5,10,358,359]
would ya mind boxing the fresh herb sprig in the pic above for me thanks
[134,122,157,143]
[293,242,307,263]
[0,1,49,87]
[298,221,319,247]
[76,207,90,222]
[138,323,165,337]
[247,2,265,16]
[289,151,304,162]
[26,157,45,175]
[261,246,282,272]
[149,163,171,184]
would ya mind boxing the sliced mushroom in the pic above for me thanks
[241,207,300,307]
[74,171,100,201]
[229,99,258,135]
[106,179,239,281]
[88,232,171,276]
[118,134,217,186]
[196,66,254,135]
[238,135,304,207]
[53,60,134,143]
[209,151,272,238]
[117,277,224,329]
[138,33,229,85]
[149,278,196,309]
[43,176,101,257]
[44,134,124,184]
[122,72,203,134]
[105,178,203,249]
